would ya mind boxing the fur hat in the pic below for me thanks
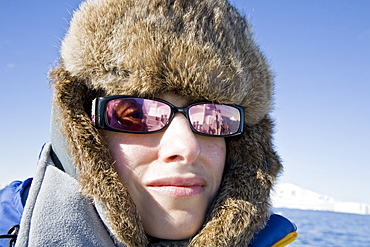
[50,0,282,245]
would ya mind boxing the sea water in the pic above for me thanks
[275,208,370,247]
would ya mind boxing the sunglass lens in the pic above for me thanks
[142,99,171,132]
[106,98,171,133]
[188,104,241,136]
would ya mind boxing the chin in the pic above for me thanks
[143,210,205,240]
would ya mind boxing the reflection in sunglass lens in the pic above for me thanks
[141,99,171,132]
[188,104,241,136]
[106,98,172,133]
[106,98,147,132]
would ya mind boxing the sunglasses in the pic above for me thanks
[91,96,244,137]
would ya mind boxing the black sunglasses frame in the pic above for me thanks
[91,95,245,137]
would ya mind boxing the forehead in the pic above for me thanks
[154,93,194,108]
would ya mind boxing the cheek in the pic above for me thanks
[204,138,226,161]
[105,137,131,178]
[103,132,157,177]
[200,138,226,178]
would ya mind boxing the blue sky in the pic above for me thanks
[1,1,369,204]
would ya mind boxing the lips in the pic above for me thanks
[147,177,206,197]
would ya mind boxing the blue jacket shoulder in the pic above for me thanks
[249,213,298,247]
[0,178,32,241]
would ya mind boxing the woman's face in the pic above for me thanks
[104,93,226,240]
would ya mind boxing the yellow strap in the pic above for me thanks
[271,232,298,247]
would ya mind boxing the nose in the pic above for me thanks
[158,113,201,164]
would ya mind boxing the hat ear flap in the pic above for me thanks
[50,65,148,246]
[190,116,282,245]
[50,65,103,177]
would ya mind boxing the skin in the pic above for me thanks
[103,93,226,240]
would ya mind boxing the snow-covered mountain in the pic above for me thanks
[0,183,6,198]
[272,183,370,215]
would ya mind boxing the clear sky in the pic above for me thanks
[1,1,369,204]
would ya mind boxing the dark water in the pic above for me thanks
[275,208,370,247]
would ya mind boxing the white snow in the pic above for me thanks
[272,183,370,215]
